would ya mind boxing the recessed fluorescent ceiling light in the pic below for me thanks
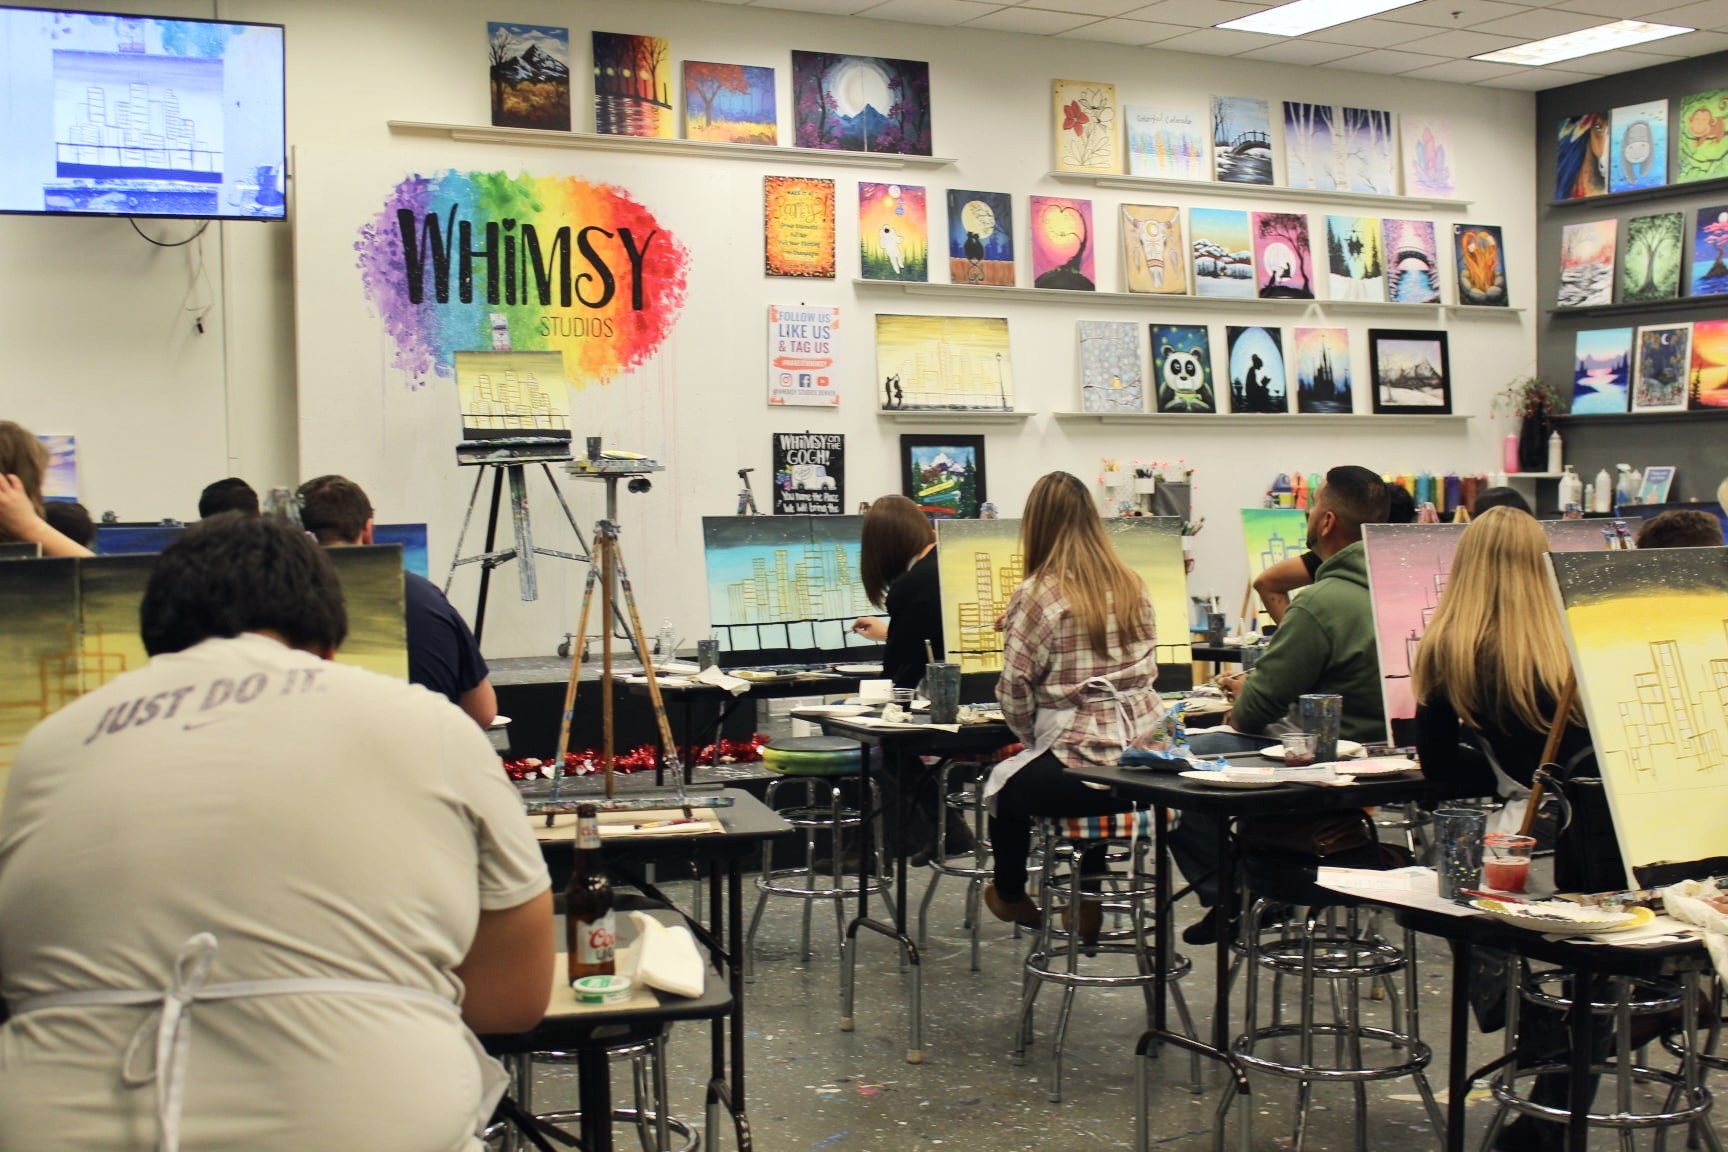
[1473,20,1693,65]
[1218,0,1425,38]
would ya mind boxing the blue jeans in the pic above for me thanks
[1168,731,1270,908]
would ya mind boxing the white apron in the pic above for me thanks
[6,933,508,1152]
[984,674,1158,814]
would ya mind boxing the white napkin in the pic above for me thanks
[615,911,705,998]
[694,665,750,696]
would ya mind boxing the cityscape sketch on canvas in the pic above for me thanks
[1151,324,1215,414]
[453,351,572,443]
[1401,116,1454,198]
[1620,213,1683,304]
[1678,91,1728,184]
[683,61,776,144]
[1691,319,1728,409]
[1227,325,1287,414]
[1253,212,1314,300]
[1078,320,1144,413]
[1125,105,1207,180]
[946,190,1014,286]
[1241,507,1309,620]
[858,181,927,282]
[1571,327,1633,415]
[1381,218,1441,305]
[1191,207,1255,298]
[1557,219,1617,308]
[592,32,673,138]
[791,51,931,155]
[1691,207,1728,297]
[1610,100,1667,194]
[876,314,1013,412]
[1283,102,1339,190]
[1340,107,1396,194]
[1293,327,1352,414]
[1030,195,1095,291]
[1556,113,1608,200]
[1453,223,1507,307]
[1212,96,1272,185]
[1054,80,1119,173]
[1551,547,1728,878]
[1326,215,1384,301]
[701,516,873,655]
[487,23,570,131]
[1363,523,1466,743]
[1632,323,1693,413]
[1121,204,1186,294]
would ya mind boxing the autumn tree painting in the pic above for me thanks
[593,31,673,138]
[682,61,776,144]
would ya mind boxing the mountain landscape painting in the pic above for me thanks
[1571,327,1632,415]
[1191,207,1254,298]
[487,23,570,131]
[792,51,931,155]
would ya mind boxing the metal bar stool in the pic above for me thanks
[488,1036,700,1152]
[1012,808,1203,1103]
[1481,961,1719,1152]
[916,757,1002,971]
[745,736,891,980]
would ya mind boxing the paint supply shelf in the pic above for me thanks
[1052,413,1471,426]
[386,121,957,169]
[1047,171,1472,212]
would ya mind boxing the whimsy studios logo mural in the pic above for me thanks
[356,171,690,385]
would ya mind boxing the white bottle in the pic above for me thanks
[1546,430,1563,474]
[1593,468,1613,512]
[1558,465,1583,510]
[1583,482,1596,511]
[656,618,676,658]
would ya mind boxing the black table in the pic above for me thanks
[628,673,860,782]
[1189,643,1247,666]
[533,789,792,1151]
[795,714,1016,1062]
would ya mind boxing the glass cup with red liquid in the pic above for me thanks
[1483,832,1536,893]
[1280,732,1318,767]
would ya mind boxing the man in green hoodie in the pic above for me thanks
[1174,465,1391,944]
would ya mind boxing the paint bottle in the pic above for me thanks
[1502,433,1519,473]
[1593,468,1613,512]
[1559,466,1583,511]
[1546,430,1563,473]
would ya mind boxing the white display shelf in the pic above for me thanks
[851,280,1306,312]
[1052,412,1472,426]
[1047,170,1472,212]
[1318,300,1442,316]
[1508,472,1563,479]
[878,410,1030,424]
[386,120,958,169]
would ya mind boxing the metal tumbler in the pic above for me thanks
[924,662,962,725]
[1299,693,1343,763]
[1433,808,1487,900]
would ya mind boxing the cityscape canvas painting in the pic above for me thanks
[1340,107,1396,195]
[1368,329,1450,414]
[682,61,776,144]
[1620,213,1684,304]
[1293,327,1352,414]
[791,51,931,155]
[1054,80,1119,174]
[1363,523,1466,743]
[1609,100,1667,194]
[1326,215,1385,302]
[1029,195,1096,291]
[1191,207,1255,298]
[592,32,673,138]
[1571,327,1633,415]
[1151,324,1215,414]
[1452,223,1508,307]
[946,190,1014,286]
[1241,508,1309,621]
[902,435,986,520]
[1551,548,1728,879]
[1690,318,1728,409]
[1283,102,1339,190]
[1078,320,1144,414]
[763,176,835,278]
[1121,204,1186,294]
[1400,116,1454,198]
[1556,113,1608,200]
[1678,91,1728,184]
[1632,323,1693,413]
[1212,96,1272,185]
[700,516,873,655]
[1227,325,1287,414]
[1125,105,1207,180]
[1253,212,1314,300]
[1692,207,1728,297]
[858,181,927,282]
[876,315,1013,412]
[487,23,570,131]
[1381,218,1441,305]
[1557,219,1617,308]
[453,351,572,443]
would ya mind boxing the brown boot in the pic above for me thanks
[984,882,1042,927]
[1062,898,1105,947]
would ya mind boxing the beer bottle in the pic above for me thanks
[566,803,616,981]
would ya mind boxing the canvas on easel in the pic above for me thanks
[454,350,573,456]
[1362,523,1466,744]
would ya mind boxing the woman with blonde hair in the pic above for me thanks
[982,472,1165,934]
[0,420,92,557]
[852,494,943,689]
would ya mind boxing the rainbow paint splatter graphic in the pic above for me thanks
[356,171,690,385]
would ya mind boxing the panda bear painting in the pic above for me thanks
[1151,323,1216,413]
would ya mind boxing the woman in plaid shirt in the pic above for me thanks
[982,472,1165,936]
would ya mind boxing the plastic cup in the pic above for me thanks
[1434,808,1486,900]
[1280,732,1318,766]
[1299,693,1342,763]
[1484,832,1537,893]
[891,688,916,708]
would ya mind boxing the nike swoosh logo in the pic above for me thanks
[181,719,227,731]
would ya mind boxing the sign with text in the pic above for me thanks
[768,304,839,407]
[773,432,844,515]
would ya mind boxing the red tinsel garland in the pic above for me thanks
[504,734,770,781]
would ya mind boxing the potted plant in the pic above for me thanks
[1494,375,1565,472]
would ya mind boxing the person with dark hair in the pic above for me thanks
[0,513,553,1152]
[852,494,944,689]
[1473,486,1533,516]
[1635,509,1724,549]
[0,419,91,557]
[1253,478,1416,623]
[296,474,496,728]
[198,476,261,519]
[41,500,95,548]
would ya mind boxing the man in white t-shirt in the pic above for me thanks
[0,513,554,1152]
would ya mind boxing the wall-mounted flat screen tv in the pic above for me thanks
[0,8,285,219]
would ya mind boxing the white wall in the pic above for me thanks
[2,0,1538,659]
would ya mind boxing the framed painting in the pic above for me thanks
[1368,329,1451,415]
[901,434,986,520]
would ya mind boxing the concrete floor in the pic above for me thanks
[523,868,1726,1152]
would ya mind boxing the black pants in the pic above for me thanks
[988,751,1132,902]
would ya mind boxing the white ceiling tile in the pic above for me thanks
[746,0,879,11]
[1309,18,1439,47]
[1559,46,1690,73]
[1153,26,1286,53]
[1239,38,1368,63]
[962,6,1097,30]
[1057,17,1194,42]
[1325,47,1454,71]
[1642,1,1728,30]
[1398,27,1526,54]
[1467,8,1607,36]
[859,0,1002,23]
[1023,0,1157,15]
[1549,0,1685,17]
[1400,56,1533,80]
[1119,0,1270,29]
[1477,65,1596,86]
[1380,0,1533,29]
